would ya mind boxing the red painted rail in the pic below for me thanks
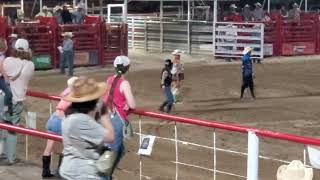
[25,90,320,146]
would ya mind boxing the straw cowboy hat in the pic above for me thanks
[277,160,313,180]
[242,47,252,55]
[63,76,108,103]
[61,32,73,38]
[67,76,78,87]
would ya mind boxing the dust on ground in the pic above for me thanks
[6,50,320,180]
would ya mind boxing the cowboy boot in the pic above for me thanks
[42,156,54,178]
[55,154,63,177]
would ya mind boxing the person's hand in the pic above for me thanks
[252,73,256,79]
[161,84,165,89]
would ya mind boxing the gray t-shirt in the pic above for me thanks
[60,113,107,179]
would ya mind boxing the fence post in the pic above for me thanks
[132,18,135,49]
[213,130,216,180]
[139,116,142,180]
[260,23,265,60]
[247,131,259,180]
[187,21,191,54]
[144,20,147,51]
[174,122,179,180]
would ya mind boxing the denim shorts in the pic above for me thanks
[46,113,63,135]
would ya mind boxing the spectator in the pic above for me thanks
[53,5,63,24]
[61,4,72,24]
[36,6,53,17]
[224,4,242,22]
[72,3,86,24]
[171,50,184,103]
[288,3,301,21]
[103,56,136,180]
[240,47,255,100]
[58,32,74,76]
[242,4,252,22]
[0,39,35,165]
[59,76,115,180]
[41,76,78,178]
[8,8,18,26]
[253,2,264,21]
[280,4,288,18]
[159,59,174,113]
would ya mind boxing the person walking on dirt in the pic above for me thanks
[159,59,174,113]
[41,76,78,178]
[240,47,256,100]
[102,55,136,180]
[0,39,35,165]
[58,32,74,76]
[171,50,184,103]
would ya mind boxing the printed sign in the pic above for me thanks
[137,135,156,156]
[26,112,37,129]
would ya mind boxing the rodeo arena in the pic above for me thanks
[2,0,320,180]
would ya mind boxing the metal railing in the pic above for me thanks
[0,90,318,180]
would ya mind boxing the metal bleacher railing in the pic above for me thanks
[0,90,319,180]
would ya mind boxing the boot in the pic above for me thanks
[166,104,173,114]
[55,154,63,177]
[159,102,167,112]
[42,156,54,178]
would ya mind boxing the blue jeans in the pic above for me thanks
[160,86,174,113]
[104,112,125,180]
[0,77,12,108]
[60,50,74,76]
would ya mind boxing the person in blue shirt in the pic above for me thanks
[240,47,255,100]
[59,32,74,76]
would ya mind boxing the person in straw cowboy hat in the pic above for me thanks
[59,76,115,179]
[58,32,74,76]
[171,49,184,103]
[240,47,256,100]
[0,38,35,165]
[41,76,78,178]
[277,160,313,180]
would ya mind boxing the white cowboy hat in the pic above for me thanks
[255,2,262,7]
[172,49,182,55]
[9,34,18,38]
[277,160,313,180]
[61,32,73,37]
[230,4,237,9]
[113,56,130,67]
[63,76,108,103]
[293,3,299,8]
[42,6,49,10]
[242,47,252,55]
[53,5,61,12]
[244,4,250,8]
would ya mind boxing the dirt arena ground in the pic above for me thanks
[8,51,320,179]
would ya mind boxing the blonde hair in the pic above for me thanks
[12,49,32,60]
[0,38,7,52]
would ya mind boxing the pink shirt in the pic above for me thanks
[56,87,72,111]
[103,75,128,120]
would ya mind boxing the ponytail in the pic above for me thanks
[106,64,130,111]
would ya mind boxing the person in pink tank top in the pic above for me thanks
[102,56,136,180]
[41,76,78,178]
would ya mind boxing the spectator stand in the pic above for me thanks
[214,22,265,60]
[7,18,56,69]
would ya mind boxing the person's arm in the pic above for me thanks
[121,80,136,109]
[100,114,114,143]
[161,71,168,88]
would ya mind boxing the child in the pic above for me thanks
[159,59,174,113]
